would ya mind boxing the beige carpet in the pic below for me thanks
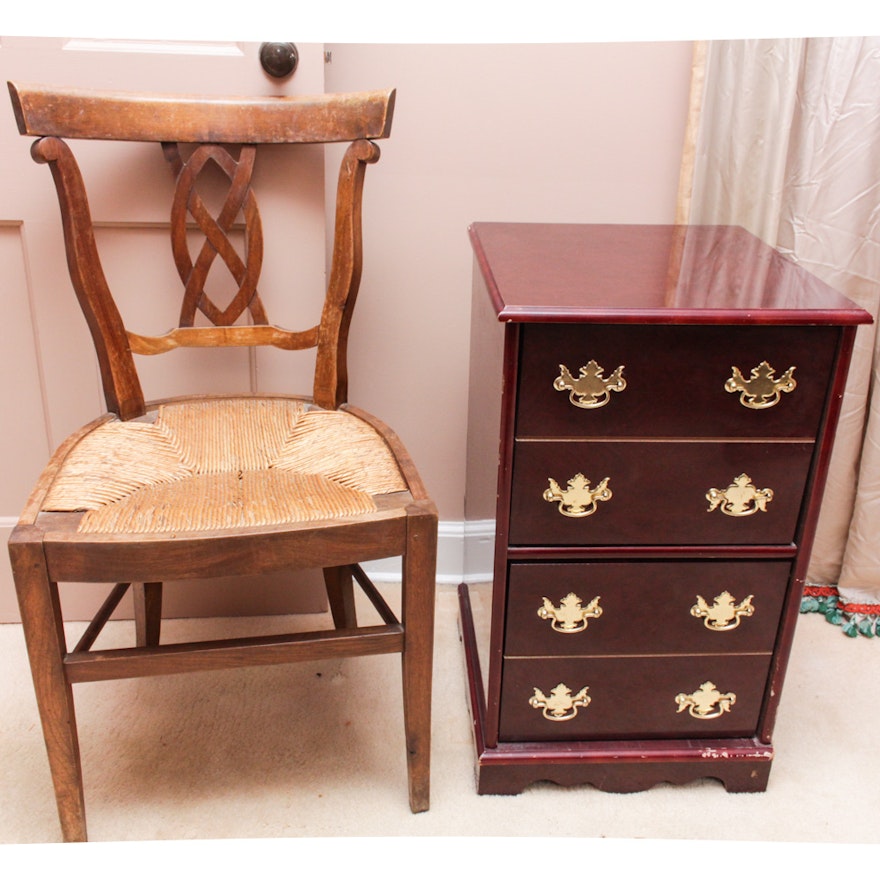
[1,582,878,869]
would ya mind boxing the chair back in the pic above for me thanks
[8,82,396,418]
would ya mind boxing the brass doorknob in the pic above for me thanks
[259,42,299,79]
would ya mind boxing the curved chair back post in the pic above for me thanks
[31,135,146,419]
[315,137,381,409]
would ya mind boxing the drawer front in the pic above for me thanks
[516,323,839,439]
[505,559,791,656]
[509,439,813,546]
[498,654,772,742]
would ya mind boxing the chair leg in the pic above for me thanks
[323,565,357,629]
[400,505,437,813]
[8,528,88,842]
[134,581,163,647]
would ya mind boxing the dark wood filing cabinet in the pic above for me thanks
[458,222,872,795]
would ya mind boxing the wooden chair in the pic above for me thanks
[6,81,437,843]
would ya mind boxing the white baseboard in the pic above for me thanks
[361,519,495,584]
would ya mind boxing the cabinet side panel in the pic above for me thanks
[465,258,523,747]
[465,262,506,527]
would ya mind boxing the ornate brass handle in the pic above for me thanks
[529,682,591,721]
[544,473,612,518]
[706,474,773,517]
[675,681,736,719]
[725,361,796,409]
[538,592,602,633]
[691,591,755,630]
[554,360,626,409]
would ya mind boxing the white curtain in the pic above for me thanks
[681,37,880,636]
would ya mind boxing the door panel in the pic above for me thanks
[0,224,50,510]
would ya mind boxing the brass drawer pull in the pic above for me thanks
[691,591,755,630]
[706,473,773,517]
[544,473,612,518]
[554,360,626,409]
[675,681,736,719]
[538,592,603,633]
[725,361,796,409]
[529,682,591,721]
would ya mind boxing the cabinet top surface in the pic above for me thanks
[469,222,872,325]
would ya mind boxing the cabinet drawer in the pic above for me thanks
[505,559,791,656]
[516,323,838,439]
[509,439,813,546]
[498,654,772,742]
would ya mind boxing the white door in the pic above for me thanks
[0,37,329,620]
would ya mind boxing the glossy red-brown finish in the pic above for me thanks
[469,222,873,326]
[462,222,871,797]
[504,559,791,656]
[516,323,839,439]
[458,584,773,794]
[499,653,773,742]
[510,439,815,546]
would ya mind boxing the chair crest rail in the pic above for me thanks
[8,82,396,144]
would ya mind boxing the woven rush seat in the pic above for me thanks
[42,398,408,534]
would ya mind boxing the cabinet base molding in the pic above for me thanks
[476,753,773,797]
[459,584,773,796]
